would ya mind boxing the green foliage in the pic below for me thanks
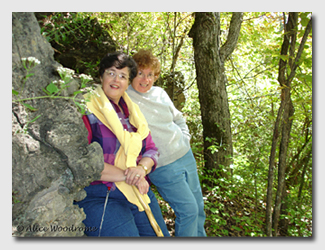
[92,12,196,85]
[186,12,312,237]
[39,13,107,48]
[201,167,266,236]
[282,188,313,237]
[225,12,312,237]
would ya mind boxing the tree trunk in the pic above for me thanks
[265,12,312,236]
[188,12,243,179]
[273,98,295,235]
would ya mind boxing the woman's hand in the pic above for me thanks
[125,166,146,186]
[135,177,149,195]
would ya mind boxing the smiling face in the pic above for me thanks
[101,66,129,104]
[131,67,156,93]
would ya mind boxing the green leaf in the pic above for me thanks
[301,17,309,27]
[232,226,242,231]
[21,102,37,111]
[210,207,218,214]
[28,114,42,124]
[46,82,59,94]
[74,101,86,115]
[73,90,83,96]
[55,33,59,43]
[12,89,19,96]
[42,88,50,95]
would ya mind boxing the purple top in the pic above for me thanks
[82,97,159,189]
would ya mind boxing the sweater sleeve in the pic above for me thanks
[164,91,191,142]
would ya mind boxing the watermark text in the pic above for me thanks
[14,224,98,233]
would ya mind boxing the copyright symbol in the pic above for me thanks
[16,225,24,232]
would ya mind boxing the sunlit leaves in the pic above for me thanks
[224,12,312,236]
[91,12,195,85]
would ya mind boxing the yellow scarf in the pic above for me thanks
[84,86,150,211]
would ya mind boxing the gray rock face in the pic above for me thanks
[12,12,104,237]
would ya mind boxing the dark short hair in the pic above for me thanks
[99,52,138,83]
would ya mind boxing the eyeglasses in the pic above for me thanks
[137,71,155,81]
[105,69,129,82]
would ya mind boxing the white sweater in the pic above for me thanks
[126,85,191,168]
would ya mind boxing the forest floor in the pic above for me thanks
[153,185,312,237]
[154,186,266,237]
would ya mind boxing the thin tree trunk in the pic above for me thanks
[266,101,284,236]
[265,12,312,236]
[298,149,312,201]
[273,98,295,235]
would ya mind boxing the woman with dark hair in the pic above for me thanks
[75,52,169,237]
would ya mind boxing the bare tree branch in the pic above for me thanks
[288,17,312,82]
[220,12,243,61]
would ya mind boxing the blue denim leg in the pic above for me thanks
[135,188,170,237]
[75,184,170,237]
[148,149,207,237]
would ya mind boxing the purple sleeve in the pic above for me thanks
[141,132,159,173]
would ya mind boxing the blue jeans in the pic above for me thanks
[148,149,206,237]
[75,184,170,237]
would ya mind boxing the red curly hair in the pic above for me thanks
[132,49,161,79]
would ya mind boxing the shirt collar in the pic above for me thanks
[109,97,129,118]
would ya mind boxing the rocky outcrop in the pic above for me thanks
[12,12,104,237]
